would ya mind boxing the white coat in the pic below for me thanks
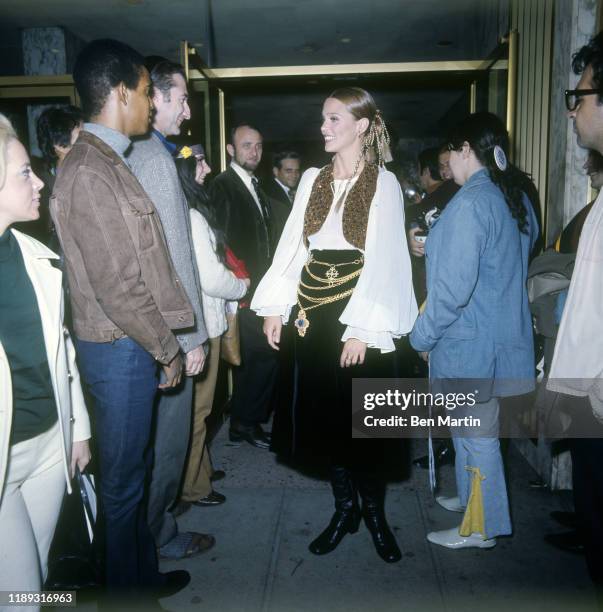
[189,209,248,338]
[0,229,90,501]
[548,190,603,417]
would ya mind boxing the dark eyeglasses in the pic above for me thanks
[565,88,603,111]
[446,142,463,152]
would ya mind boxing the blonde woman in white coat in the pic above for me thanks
[176,147,248,511]
[0,114,91,608]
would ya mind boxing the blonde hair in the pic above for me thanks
[0,113,17,190]
[328,87,392,166]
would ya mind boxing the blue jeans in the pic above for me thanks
[450,398,512,539]
[75,337,160,592]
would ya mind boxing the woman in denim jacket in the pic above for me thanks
[411,112,538,549]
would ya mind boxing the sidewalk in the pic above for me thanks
[160,428,597,612]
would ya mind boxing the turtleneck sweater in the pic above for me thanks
[0,230,57,444]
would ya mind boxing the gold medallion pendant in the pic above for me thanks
[295,308,310,337]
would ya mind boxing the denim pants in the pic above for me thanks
[75,337,160,591]
[450,397,512,539]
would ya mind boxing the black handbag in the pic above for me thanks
[45,469,101,591]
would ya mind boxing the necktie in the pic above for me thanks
[251,177,271,258]
[288,188,296,204]
[251,178,271,222]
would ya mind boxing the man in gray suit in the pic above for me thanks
[128,59,214,560]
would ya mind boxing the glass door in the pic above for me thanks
[469,30,518,149]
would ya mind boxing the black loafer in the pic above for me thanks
[211,469,226,482]
[550,511,577,529]
[413,441,455,469]
[155,570,191,599]
[544,531,584,555]
[229,426,270,449]
[193,490,226,506]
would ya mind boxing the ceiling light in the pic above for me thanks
[340,37,351,44]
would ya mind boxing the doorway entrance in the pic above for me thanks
[183,34,515,180]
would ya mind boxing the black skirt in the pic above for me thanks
[271,249,399,468]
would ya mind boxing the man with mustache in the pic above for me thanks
[208,124,275,449]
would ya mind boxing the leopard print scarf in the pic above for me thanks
[303,162,378,250]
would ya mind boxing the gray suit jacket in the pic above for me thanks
[128,132,208,351]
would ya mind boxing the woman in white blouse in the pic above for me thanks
[252,88,417,563]
[175,145,249,510]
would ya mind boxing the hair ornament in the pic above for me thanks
[493,145,508,172]
[363,110,392,167]
[178,145,193,159]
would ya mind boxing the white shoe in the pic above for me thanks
[427,526,497,549]
[435,495,465,513]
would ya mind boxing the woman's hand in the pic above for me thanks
[263,316,282,351]
[70,439,91,478]
[419,351,429,363]
[408,227,426,258]
[242,277,251,290]
[340,338,367,368]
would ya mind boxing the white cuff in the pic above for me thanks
[341,325,397,353]
[254,305,293,324]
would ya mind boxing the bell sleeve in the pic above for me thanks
[340,169,418,353]
[251,168,320,321]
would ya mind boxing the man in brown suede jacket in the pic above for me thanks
[50,39,193,603]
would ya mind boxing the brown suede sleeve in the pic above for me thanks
[68,168,180,364]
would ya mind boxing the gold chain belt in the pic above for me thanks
[294,254,363,337]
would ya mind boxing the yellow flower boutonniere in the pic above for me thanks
[179,146,193,159]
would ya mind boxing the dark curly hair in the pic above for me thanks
[272,149,300,169]
[36,106,83,169]
[175,155,226,264]
[73,39,145,119]
[448,112,530,234]
[572,32,603,101]
[418,147,442,181]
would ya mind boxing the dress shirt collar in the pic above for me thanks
[230,161,257,193]
[83,123,131,162]
[274,177,290,196]
[230,161,265,218]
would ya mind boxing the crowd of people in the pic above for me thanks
[1,29,603,611]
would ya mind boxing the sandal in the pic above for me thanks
[158,531,215,560]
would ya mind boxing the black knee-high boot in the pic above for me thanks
[354,471,401,563]
[309,466,361,555]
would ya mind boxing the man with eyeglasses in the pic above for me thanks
[548,32,603,600]
[565,87,603,113]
